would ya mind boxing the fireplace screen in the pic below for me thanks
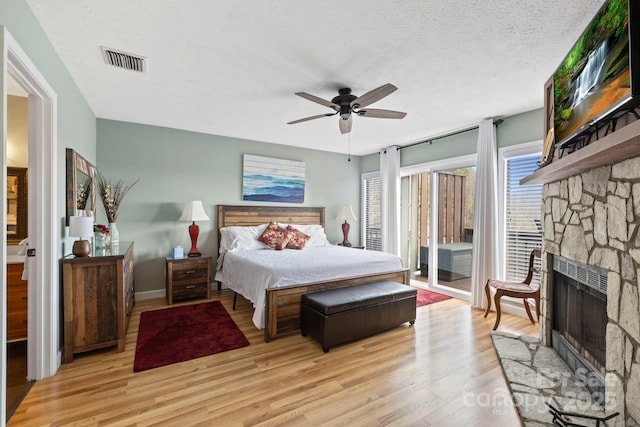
[552,270,607,370]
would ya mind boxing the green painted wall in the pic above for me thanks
[496,109,544,148]
[2,0,546,298]
[1,0,97,245]
[360,108,544,173]
[96,119,361,293]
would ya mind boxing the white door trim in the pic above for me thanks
[2,27,59,392]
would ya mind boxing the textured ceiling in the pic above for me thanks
[26,0,605,156]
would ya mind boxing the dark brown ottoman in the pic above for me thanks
[300,281,417,352]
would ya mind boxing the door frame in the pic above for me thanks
[1,26,59,421]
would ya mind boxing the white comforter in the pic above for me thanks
[214,246,403,328]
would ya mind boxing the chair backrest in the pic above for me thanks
[523,249,542,285]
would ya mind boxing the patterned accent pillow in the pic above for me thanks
[258,221,291,250]
[285,225,310,250]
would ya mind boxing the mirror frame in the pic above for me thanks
[65,148,96,225]
[7,167,28,245]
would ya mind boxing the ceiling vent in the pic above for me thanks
[101,47,146,73]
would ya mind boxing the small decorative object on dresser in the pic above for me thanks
[96,172,138,244]
[93,223,109,248]
[165,255,212,304]
[178,200,210,257]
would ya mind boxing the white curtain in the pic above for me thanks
[380,146,400,256]
[471,119,499,308]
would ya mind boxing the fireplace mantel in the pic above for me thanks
[521,118,640,185]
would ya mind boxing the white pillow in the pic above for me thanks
[219,224,270,253]
[283,223,331,247]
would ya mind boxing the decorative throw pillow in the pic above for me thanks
[258,221,291,250]
[285,225,310,249]
[219,223,270,253]
[281,223,331,247]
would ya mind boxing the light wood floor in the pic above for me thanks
[9,289,538,426]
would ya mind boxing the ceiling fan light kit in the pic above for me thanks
[288,83,406,134]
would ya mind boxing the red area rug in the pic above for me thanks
[414,287,452,307]
[133,301,249,372]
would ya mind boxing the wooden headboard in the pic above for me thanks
[217,205,325,230]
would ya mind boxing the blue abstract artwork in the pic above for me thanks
[242,155,305,203]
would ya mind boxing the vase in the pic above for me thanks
[94,233,106,249]
[109,223,119,244]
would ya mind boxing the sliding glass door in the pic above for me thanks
[433,166,475,293]
[399,156,476,299]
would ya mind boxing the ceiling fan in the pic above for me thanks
[287,83,407,134]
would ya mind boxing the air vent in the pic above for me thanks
[553,255,608,295]
[101,47,146,72]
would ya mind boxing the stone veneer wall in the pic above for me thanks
[540,157,640,426]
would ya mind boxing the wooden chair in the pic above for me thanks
[483,249,541,330]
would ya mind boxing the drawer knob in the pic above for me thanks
[185,270,197,274]
[185,285,196,289]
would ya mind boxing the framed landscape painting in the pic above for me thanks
[242,154,305,203]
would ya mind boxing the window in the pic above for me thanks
[363,173,382,251]
[504,153,542,284]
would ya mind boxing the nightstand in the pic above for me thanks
[165,256,212,304]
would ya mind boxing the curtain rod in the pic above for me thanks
[398,119,503,151]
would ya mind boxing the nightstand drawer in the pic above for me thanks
[172,282,209,301]
[172,266,208,282]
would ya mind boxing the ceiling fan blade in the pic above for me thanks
[357,108,407,119]
[339,115,352,134]
[287,112,336,125]
[351,83,398,108]
[294,92,339,110]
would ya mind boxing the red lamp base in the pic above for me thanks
[341,221,352,247]
[188,222,202,257]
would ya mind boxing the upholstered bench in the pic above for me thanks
[300,280,417,352]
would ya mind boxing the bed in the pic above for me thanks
[215,205,410,342]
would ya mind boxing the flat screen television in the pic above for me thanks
[553,0,640,148]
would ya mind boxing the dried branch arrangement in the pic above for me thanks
[97,173,139,223]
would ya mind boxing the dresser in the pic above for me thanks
[165,256,211,304]
[62,241,134,363]
[7,263,27,341]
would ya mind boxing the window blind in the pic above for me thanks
[364,175,382,251]
[505,154,542,285]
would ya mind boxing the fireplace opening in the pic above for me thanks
[551,255,607,403]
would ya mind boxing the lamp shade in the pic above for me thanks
[69,216,94,238]
[336,204,357,222]
[178,200,210,222]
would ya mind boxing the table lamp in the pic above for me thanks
[337,204,357,247]
[69,215,94,257]
[178,200,210,257]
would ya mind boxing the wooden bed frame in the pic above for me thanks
[217,205,410,342]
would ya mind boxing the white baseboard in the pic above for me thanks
[135,289,165,301]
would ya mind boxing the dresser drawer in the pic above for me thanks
[7,311,27,341]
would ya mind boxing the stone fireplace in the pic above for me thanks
[551,255,608,400]
[539,157,640,426]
